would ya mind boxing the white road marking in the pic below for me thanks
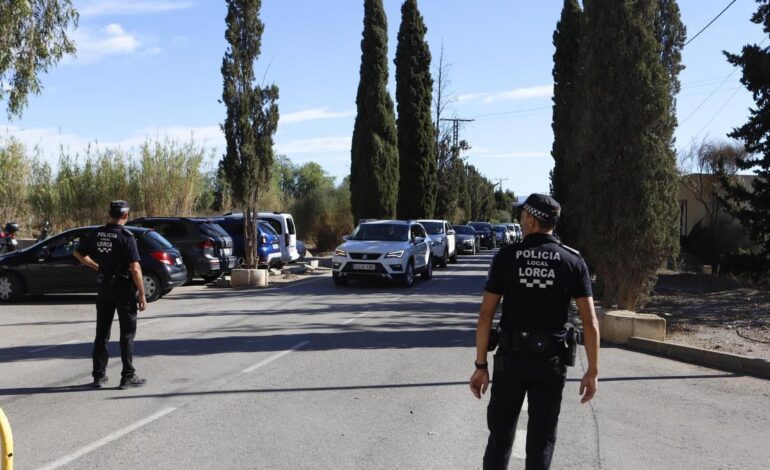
[242,341,310,373]
[36,407,177,470]
[512,430,527,460]
[522,393,528,411]
[341,312,369,325]
[139,318,162,327]
[29,339,79,354]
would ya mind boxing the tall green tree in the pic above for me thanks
[720,1,770,261]
[0,0,78,118]
[550,0,583,246]
[395,0,437,219]
[351,0,399,223]
[220,0,279,268]
[578,0,681,309]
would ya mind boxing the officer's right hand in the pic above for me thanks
[469,369,489,399]
[138,295,147,312]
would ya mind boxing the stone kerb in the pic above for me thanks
[599,309,666,344]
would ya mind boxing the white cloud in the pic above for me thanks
[459,85,553,104]
[276,137,350,155]
[70,23,151,64]
[80,1,194,16]
[281,108,354,124]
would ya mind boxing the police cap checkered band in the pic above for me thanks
[109,200,130,216]
[518,193,561,223]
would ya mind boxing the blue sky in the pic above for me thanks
[1,0,766,197]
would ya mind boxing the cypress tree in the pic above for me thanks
[220,0,279,268]
[395,0,437,219]
[720,1,770,261]
[350,0,399,223]
[578,0,680,309]
[550,0,583,246]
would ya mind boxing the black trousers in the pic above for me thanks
[483,352,567,470]
[93,284,138,379]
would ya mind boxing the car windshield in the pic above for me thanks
[494,226,506,233]
[350,223,409,242]
[420,222,443,235]
[469,223,489,232]
[453,225,475,235]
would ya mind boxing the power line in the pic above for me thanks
[693,84,743,138]
[684,0,738,47]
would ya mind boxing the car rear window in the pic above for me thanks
[139,230,174,250]
[287,216,296,235]
[199,222,229,239]
[261,218,282,235]
[259,221,278,236]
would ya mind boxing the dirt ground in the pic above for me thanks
[639,271,770,361]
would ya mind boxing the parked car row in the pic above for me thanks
[0,212,301,303]
[331,218,509,287]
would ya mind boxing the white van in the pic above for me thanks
[258,212,300,264]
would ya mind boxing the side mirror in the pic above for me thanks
[414,236,425,244]
[342,235,350,242]
[37,247,50,261]
[447,230,455,235]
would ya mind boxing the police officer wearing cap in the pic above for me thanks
[469,193,600,470]
[74,200,148,389]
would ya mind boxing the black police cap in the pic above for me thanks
[517,193,561,224]
[109,200,131,218]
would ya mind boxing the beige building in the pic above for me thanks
[679,174,755,238]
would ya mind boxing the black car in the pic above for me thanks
[0,226,186,303]
[468,222,497,249]
[128,217,237,283]
[453,225,480,254]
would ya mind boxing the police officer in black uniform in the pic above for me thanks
[469,194,600,470]
[74,200,148,389]
[1,222,20,254]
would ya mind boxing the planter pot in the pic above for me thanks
[230,268,269,288]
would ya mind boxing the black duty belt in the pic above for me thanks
[498,329,566,355]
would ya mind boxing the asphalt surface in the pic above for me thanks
[1,250,769,469]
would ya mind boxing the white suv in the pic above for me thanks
[332,220,433,287]
[417,219,457,267]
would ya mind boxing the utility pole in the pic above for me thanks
[494,178,508,191]
[439,118,474,157]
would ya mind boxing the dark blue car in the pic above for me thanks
[0,226,186,303]
[207,215,282,268]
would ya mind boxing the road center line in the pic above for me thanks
[340,312,369,325]
[139,318,162,327]
[29,339,79,354]
[242,341,310,373]
[36,407,177,470]
[512,430,527,459]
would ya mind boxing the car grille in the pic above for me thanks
[349,253,382,260]
[342,263,387,274]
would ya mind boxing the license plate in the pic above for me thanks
[353,263,376,271]
[223,248,232,256]
[272,243,279,249]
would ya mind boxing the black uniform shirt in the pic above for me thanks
[77,224,141,277]
[485,233,592,333]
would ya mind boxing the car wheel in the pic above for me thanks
[143,272,162,303]
[422,256,434,280]
[332,272,348,286]
[0,272,24,302]
[161,288,173,297]
[441,248,449,268]
[401,261,415,288]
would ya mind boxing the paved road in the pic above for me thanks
[1,251,768,469]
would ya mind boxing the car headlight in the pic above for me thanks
[334,248,347,257]
[384,250,404,259]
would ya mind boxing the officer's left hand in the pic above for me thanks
[580,371,598,404]
[469,369,489,399]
